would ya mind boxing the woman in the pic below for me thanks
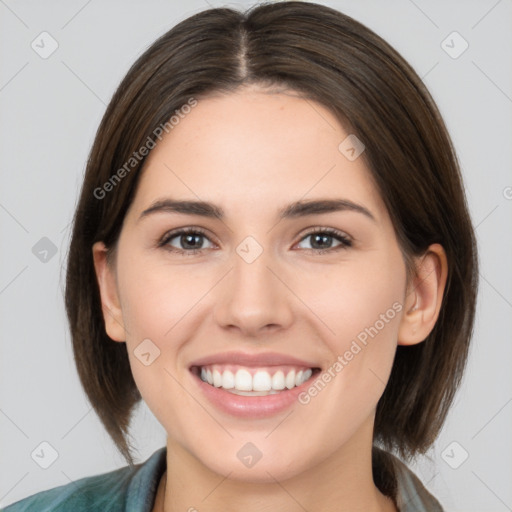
[3,2,478,511]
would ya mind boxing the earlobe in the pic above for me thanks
[397,243,448,346]
[92,241,126,342]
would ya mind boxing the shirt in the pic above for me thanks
[1,447,444,511]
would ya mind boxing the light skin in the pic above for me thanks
[93,86,447,512]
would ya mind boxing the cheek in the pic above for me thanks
[291,251,406,422]
[116,266,201,437]
[113,255,189,393]
[118,257,207,340]
[294,257,405,351]
[290,261,404,435]
[115,255,223,419]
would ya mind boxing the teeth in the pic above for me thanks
[252,371,272,391]
[272,371,285,390]
[213,369,222,387]
[229,389,281,396]
[285,370,296,389]
[222,370,235,389]
[198,365,314,392]
[236,369,252,391]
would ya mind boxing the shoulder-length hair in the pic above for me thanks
[65,1,478,468]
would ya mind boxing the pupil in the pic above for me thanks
[183,234,201,249]
[312,234,331,249]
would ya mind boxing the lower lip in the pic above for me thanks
[191,370,317,418]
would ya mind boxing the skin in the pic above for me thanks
[93,86,447,512]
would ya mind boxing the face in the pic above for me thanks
[98,87,410,482]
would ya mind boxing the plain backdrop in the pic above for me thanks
[1,1,511,510]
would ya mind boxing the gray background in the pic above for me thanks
[1,0,511,510]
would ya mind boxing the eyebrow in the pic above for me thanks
[138,198,376,223]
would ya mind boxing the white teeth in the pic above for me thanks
[285,370,296,389]
[272,371,286,390]
[253,371,272,391]
[229,389,281,396]
[213,369,222,387]
[235,369,253,391]
[198,366,314,392]
[222,370,235,389]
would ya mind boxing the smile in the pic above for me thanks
[188,351,322,417]
[196,364,314,395]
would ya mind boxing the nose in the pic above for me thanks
[213,245,294,337]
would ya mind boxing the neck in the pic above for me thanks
[155,420,396,512]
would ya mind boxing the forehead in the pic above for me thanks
[128,89,388,223]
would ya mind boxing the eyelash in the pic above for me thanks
[158,226,353,256]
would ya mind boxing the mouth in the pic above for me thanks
[190,364,320,396]
[188,354,322,418]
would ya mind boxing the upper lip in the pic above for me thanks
[189,351,320,369]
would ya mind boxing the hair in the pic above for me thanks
[65,0,478,477]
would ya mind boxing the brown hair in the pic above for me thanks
[65,1,478,469]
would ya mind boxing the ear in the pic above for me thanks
[397,243,448,346]
[92,241,126,342]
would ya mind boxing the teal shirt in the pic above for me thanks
[2,447,444,511]
[1,448,166,512]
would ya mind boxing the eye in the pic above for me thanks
[159,227,215,255]
[158,226,352,256]
[295,227,352,254]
